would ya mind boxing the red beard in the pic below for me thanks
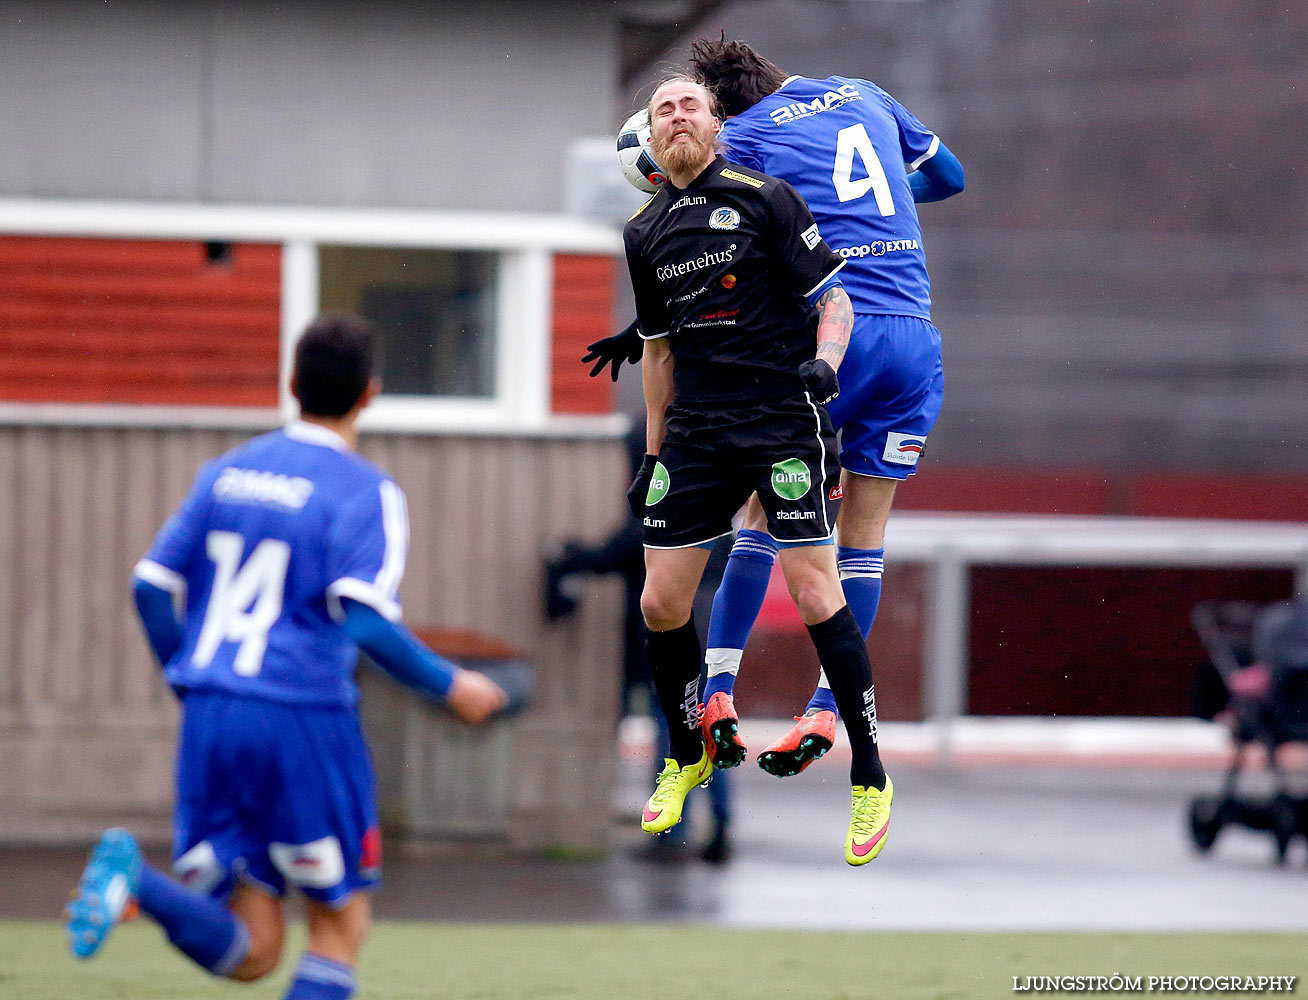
[652,125,716,176]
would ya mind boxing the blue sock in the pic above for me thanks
[283,954,356,999]
[805,547,884,716]
[703,529,778,701]
[136,864,251,976]
[837,546,884,638]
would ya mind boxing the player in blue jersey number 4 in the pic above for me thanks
[588,40,963,816]
[624,75,893,865]
[65,315,506,1000]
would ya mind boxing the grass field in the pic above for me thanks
[2,920,1303,999]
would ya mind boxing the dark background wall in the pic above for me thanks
[624,1,1307,719]
[631,0,1308,479]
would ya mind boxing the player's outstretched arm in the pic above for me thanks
[132,577,184,667]
[799,285,854,405]
[581,319,643,381]
[341,599,507,724]
[909,140,964,203]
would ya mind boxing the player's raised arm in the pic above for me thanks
[908,138,964,203]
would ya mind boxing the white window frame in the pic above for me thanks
[0,199,625,437]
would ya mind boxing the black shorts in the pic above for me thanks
[642,393,841,548]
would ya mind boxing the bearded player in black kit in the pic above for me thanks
[626,76,892,864]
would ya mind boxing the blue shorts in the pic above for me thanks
[171,691,381,907]
[825,314,944,479]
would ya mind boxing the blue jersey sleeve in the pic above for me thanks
[886,92,939,169]
[324,478,409,623]
[134,460,219,604]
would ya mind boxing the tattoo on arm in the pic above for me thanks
[814,286,854,370]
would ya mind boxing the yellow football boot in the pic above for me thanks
[641,747,712,834]
[845,775,893,865]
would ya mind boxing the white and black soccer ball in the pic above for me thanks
[616,109,666,194]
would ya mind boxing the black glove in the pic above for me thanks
[798,358,840,405]
[627,453,658,519]
[582,320,643,382]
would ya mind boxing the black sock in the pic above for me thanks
[646,619,705,767]
[806,605,886,790]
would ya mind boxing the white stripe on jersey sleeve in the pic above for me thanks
[133,558,187,620]
[325,578,403,624]
[908,134,940,172]
[637,329,670,340]
[802,259,847,301]
[373,480,409,601]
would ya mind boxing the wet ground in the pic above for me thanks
[4,722,1307,931]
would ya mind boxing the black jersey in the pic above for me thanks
[623,156,844,403]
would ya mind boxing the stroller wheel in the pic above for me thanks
[1188,796,1223,853]
[1271,796,1297,865]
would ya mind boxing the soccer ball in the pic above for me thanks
[616,109,666,194]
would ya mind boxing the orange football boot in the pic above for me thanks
[757,707,837,777]
[701,691,747,768]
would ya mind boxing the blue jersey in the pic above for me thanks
[134,421,408,707]
[721,75,938,319]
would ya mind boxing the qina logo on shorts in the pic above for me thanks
[709,207,740,231]
[828,484,843,501]
[645,461,671,506]
[771,458,811,500]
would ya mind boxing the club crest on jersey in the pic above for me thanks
[883,431,926,466]
[708,207,740,231]
[769,83,862,125]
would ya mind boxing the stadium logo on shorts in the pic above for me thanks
[709,207,740,230]
[883,431,926,466]
[646,461,671,506]
[771,458,811,500]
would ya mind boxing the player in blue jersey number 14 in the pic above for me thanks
[66,315,506,1000]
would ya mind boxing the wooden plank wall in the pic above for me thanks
[0,425,628,851]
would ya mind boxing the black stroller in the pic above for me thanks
[1188,598,1308,863]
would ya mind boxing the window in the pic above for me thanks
[318,246,498,399]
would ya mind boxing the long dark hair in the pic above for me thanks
[688,35,787,118]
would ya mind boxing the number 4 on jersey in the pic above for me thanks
[193,531,291,676]
[832,122,896,216]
